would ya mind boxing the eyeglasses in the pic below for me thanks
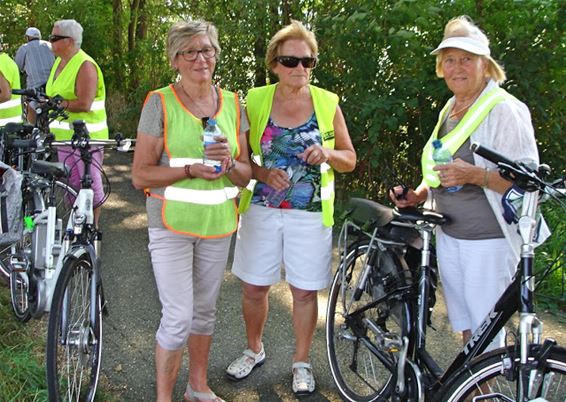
[49,34,71,43]
[177,47,216,62]
[275,56,317,69]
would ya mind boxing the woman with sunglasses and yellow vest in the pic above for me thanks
[0,50,22,126]
[132,20,251,402]
[226,20,356,395]
[45,19,108,226]
[390,16,543,352]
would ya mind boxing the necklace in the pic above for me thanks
[448,90,482,120]
[178,83,215,118]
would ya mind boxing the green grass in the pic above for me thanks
[0,286,119,401]
[0,286,49,401]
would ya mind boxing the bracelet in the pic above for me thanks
[184,164,194,179]
[482,168,489,188]
[226,157,236,174]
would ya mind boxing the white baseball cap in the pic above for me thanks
[431,36,490,56]
[25,27,41,38]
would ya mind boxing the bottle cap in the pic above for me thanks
[208,118,217,125]
[432,139,442,148]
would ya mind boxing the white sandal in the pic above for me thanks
[226,343,266,381]
[183,383,225,402]
[292,361,316,395]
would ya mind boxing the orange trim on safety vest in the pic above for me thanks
[159,198,239,239]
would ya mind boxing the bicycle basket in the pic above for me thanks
[0,161,23,246]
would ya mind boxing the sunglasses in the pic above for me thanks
[49,34,71,43]
[275,56,317,69]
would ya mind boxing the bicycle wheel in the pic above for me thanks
[52,180,78,223]
[0,249,10,284]
[8,194,36,321]
[440,345,566,401]
[326,241,412,402]
[46,250,102,402]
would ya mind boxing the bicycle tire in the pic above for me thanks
[46,250,102,402]
[439,344,566,402]
[326,240,412,401]
[8,192,35,321]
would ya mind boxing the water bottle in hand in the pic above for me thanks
[203,119,222,172]
[266,158,307,207]
[432,139,462,192]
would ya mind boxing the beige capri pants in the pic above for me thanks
[148,228,231,351]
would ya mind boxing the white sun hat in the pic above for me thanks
[431,35,490,56]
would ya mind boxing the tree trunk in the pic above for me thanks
[128,0,140,52]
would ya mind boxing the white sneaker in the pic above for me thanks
[226,343,266,381]
[292,362,315,395]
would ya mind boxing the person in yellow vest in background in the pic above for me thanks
[132,20,251,402]
[45,19,108,226]
[0,48,22,126]
[390,16,540,352]
[226,21,356,396]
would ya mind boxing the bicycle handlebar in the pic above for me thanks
[470,142,518,169]
[12,88,41,98]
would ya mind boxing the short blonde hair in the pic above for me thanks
[434,16,506,84]
[265,20,318,71]
[167,20,221,66]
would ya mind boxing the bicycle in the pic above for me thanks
[44,120,126,401]
[0,122,76,300]
[0,89,70,284]
[325,142,566,401]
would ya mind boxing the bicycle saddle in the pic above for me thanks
[31,160,69,179]
[344,198,394,227]
[393,207,449,225]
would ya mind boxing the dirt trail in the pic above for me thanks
[100,151,565,401]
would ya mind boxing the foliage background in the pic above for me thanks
[1,1,564,285]
[1,0,564,199]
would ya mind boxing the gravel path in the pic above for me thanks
[100,151,565,401]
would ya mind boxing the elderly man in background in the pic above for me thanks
[15,27,55,90]
[15,27,55,123]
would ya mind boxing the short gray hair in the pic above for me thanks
[54,19,83,49]
[167,20,221,66]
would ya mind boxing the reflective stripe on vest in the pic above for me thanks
[46,50,108,140]
[0,53,22,126]
[240,84,338,226]
[148,85,241,237]
[421,87,514,188]
[164,186,239,205]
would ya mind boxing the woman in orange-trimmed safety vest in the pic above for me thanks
[132,20,251,402]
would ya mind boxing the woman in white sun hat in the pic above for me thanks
[390,15,544,350]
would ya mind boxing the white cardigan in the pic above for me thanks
[430,79,549,262]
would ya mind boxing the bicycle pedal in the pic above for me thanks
[378,332,403,353]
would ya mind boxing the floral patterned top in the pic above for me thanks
[251,113,322,211]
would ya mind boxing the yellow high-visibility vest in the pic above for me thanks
[0,53,22,126]
[422,87,515,187]
[46,49,108,140]
[147,85,241,238]
[240,84,338,227]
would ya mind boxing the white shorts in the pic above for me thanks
[436,229,517,350]
[232,204,332,291]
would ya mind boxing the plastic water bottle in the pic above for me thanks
[203,119,222,172]
[432,139,462,192]
[266,158,307,207]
